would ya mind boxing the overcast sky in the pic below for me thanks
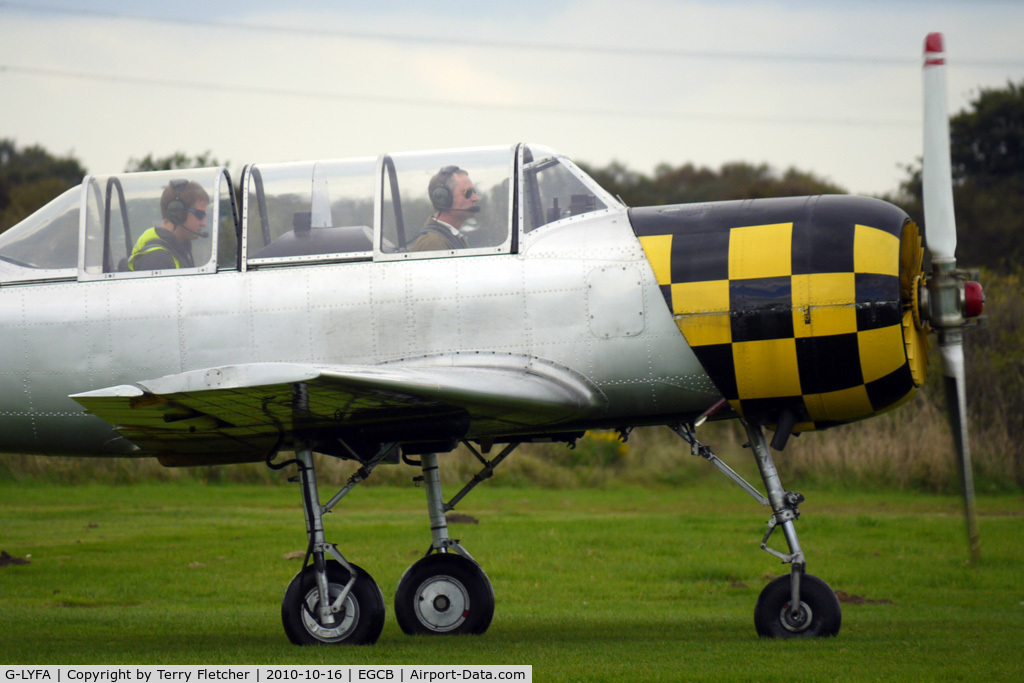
[2,0,1022,197]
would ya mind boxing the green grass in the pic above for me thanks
[1,479,1023,681]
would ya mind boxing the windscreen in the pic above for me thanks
[521,145,613,233]
[0,185,80,272]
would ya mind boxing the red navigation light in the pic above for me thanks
[964,281,984,318]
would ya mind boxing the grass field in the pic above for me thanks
[1,477,1022,681]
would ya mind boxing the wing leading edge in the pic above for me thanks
[71,356,607,465]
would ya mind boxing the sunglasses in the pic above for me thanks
[463,187,478,199]
[188,208,207,220]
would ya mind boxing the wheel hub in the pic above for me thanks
[302,586,358,642]
[415,575,469,632]
[780,601,813,633]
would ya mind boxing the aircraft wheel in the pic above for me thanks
[754,574,841,638]
[394,553,494,635]
[282,561,385,645]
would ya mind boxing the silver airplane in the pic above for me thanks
[0,34,983,644]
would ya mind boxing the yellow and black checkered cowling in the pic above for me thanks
[631,195,928,433]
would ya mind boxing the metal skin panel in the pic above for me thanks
[178,275,251,370]
[0,207,715,458]
[587,266,645,339]
[630,195,926,432]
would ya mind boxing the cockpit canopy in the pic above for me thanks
[244,157,376,265]
[378,146,514,257]
[0,144,621,283]
[80,168,238,279]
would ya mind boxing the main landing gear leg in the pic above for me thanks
[673,421,841,638]
[394,451,496,635]
[280,444,385,645]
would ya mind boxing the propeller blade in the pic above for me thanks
[940,342,981,564]
[922,32,957,263]
[923,32,981,563]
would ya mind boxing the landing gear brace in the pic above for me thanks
[279,422,840,644]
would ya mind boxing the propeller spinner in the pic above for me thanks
[919,32,985,563]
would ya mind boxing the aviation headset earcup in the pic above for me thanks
[429,166,461,210]
[165,179,189,224]
[430,184,453,210]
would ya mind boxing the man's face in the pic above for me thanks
[181,199,208,241]
[449,173,479,215]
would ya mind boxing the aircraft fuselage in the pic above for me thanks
[0,208,715,456]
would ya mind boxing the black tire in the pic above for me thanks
[282,561,385,645]
[394,553,494,635]
[754,573,841,638]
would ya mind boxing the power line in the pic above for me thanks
[0,64,920,129]
[2,0,1022,69]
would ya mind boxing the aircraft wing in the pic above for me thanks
[70,358,606,464]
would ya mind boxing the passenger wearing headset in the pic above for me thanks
[127,179,209,271]
[408,165,480,252]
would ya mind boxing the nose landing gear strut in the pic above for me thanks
[673,420,842,638]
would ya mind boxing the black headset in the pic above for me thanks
[164,179,189,225]
[429,166,463,210]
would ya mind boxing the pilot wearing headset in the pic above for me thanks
[408,165,480,252]
[128,179,209,271]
